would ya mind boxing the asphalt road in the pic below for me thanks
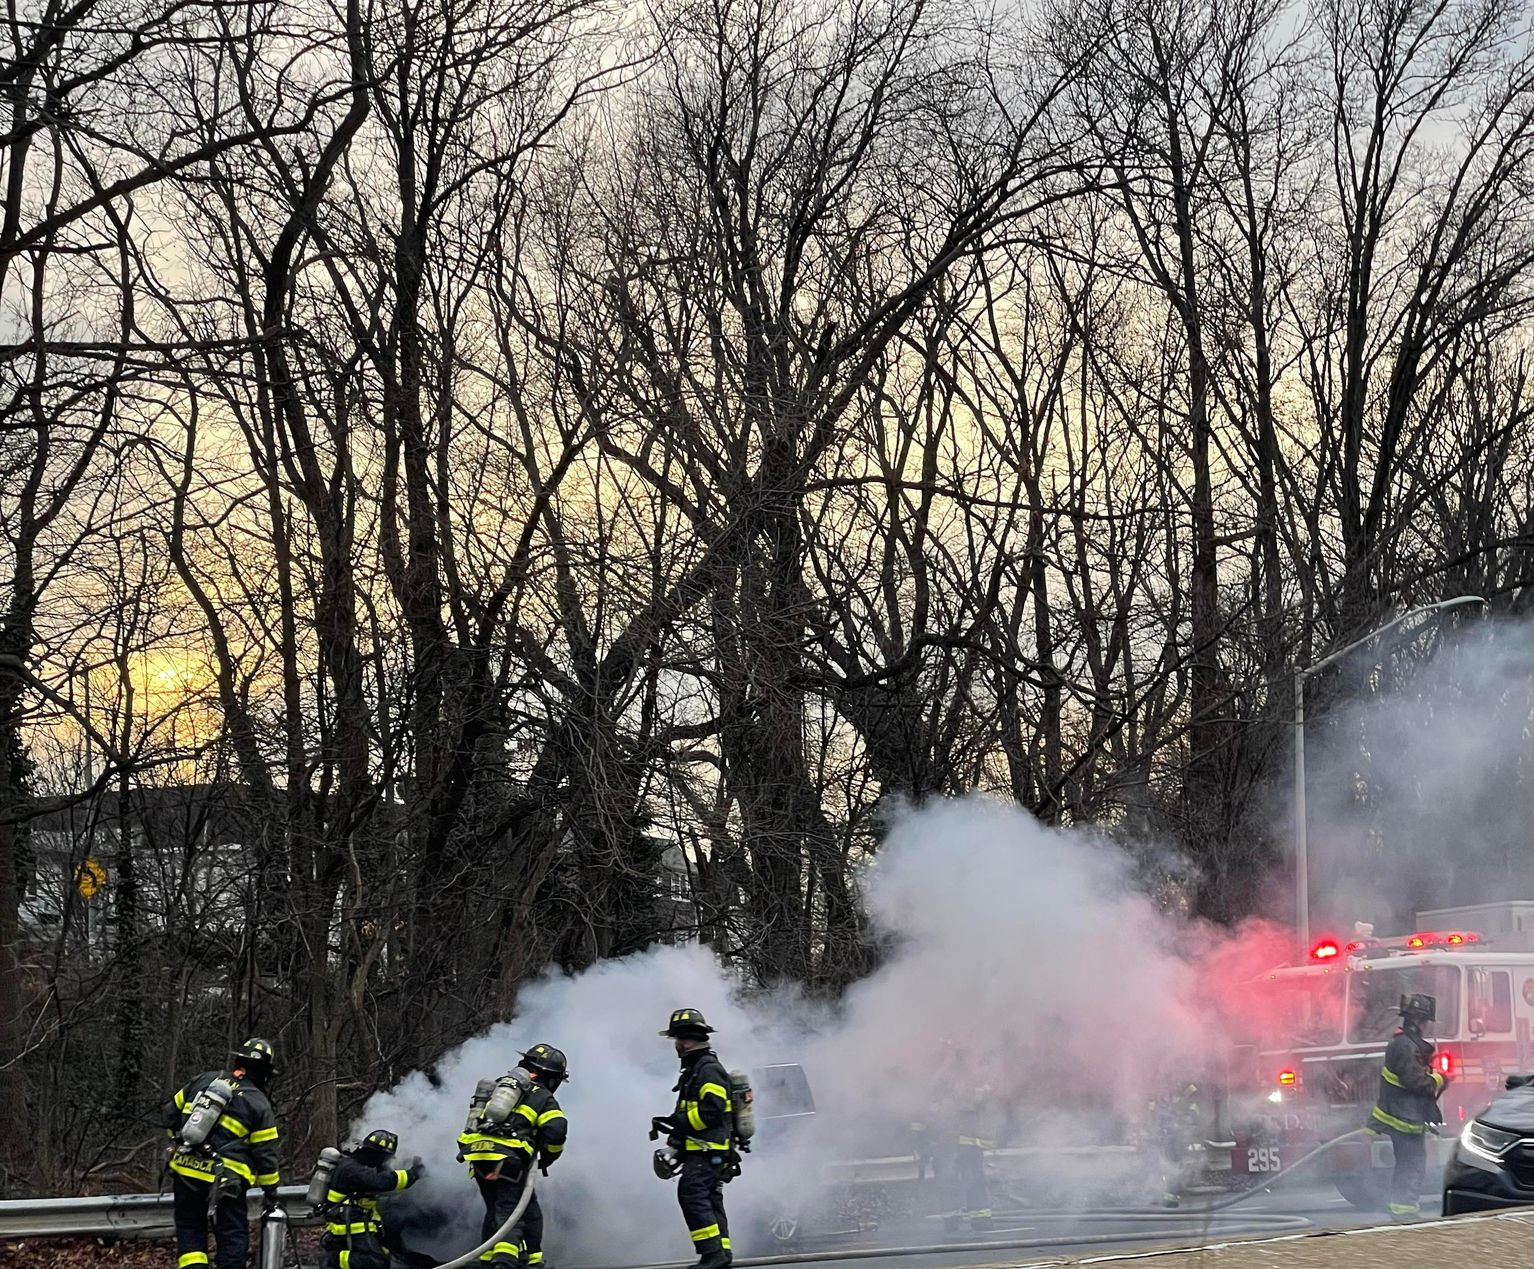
[284,1182,1435,1268]
[642,1182,1427,1269]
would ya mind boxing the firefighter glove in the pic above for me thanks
[407,1159,426,1183]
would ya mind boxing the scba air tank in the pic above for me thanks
[465,1079,496,1134]
[306,1146,343,1208]
[179,1077,236,1148]
[484,1069,535,1123]
[728,1070,755,1144]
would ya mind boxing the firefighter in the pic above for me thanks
[1146,1083,1201,1208]
[320,1129,423,1269]
[933,1042,994,1230]
[457,1044,569,1269]
[160,1036,281,1269]
[1370,992,1449,1219]
[657,1008,736,1269]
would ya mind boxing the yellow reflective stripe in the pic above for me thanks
[537,1108,566,1127]
[1371,1106,1424,1133]
[222,1158,256,1183]
[256,1171,280,1187]
[699,1082,730,1104]
[394,1169,410,1190]
[170,1156,216,1178]
[721,1238,732,1251]
[526,1254,545,1265]
[544,1143,564,1154]
[327,1221,375,1235]
[690,1224,721,1242]
[178,1253,210,1267]
[326,1190,349,1203]
[175,1089,189,1111]
[459,1133,530,1148]
[683,1138,729,1151]
[1432,1072,1446,1090]
[218,1115,250,1137]
[514,1103,538,1123]
[1382,1068,1403,1088]
[493,1242,521,1256]
[461,1149,531,1162]
[340,1253,352,1269]
[250,1125,279,1143]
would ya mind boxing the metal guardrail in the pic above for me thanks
[0,1185,310,1239]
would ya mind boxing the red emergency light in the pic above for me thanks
[1277,1069,1298,1086]
[1406,931,1480,949]
[1310,938,1341,960]
[1436,1052,1455,1079]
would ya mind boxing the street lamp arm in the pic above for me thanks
[1293,593,1485,953]
[1298,595,1487,683]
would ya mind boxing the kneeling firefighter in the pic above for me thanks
[159,1037,281,1269]
[457,1044,569,1268]
[1370,992,1449,1218]
[312,1128,422,1269]
[651,1009,754,1269]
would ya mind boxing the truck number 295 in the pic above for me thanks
[1247,1146,1282,1172]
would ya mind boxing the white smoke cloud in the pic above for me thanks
[1301,619,1534,932]
[355,795,1275,1266]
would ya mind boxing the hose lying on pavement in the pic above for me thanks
[429,1170,536,1269]
[983,1127,1376,1221]
[564,1130,1379,1269]
[713,1129,1382,1268]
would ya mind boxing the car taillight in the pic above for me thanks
[1278,1069,1297,1086]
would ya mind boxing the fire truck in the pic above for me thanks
[1220,901,1534,1208]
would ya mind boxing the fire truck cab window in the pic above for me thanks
[1348,965,1462,1043]
[1252,976,1345,1046]
[1473,970,1514,1034]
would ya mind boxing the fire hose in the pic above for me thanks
[256,1128,1375,1269]
[256,1168,537,1269]
[742,1135,1380,1264]
[570,1128,1380,1269]
[427,1168,539,1269]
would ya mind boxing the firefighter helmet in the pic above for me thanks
[653,1148,682,1179]
[521,1044,569,1083]
[659,1008,714,1038]
[360,1128,399,1157]
[1400,992,1437,1022]
[232,1037,276,1070]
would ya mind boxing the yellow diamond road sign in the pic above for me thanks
[76,856,106,899]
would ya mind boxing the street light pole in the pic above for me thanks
[1293,595,1486,952]
[1294,666,1307,949]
